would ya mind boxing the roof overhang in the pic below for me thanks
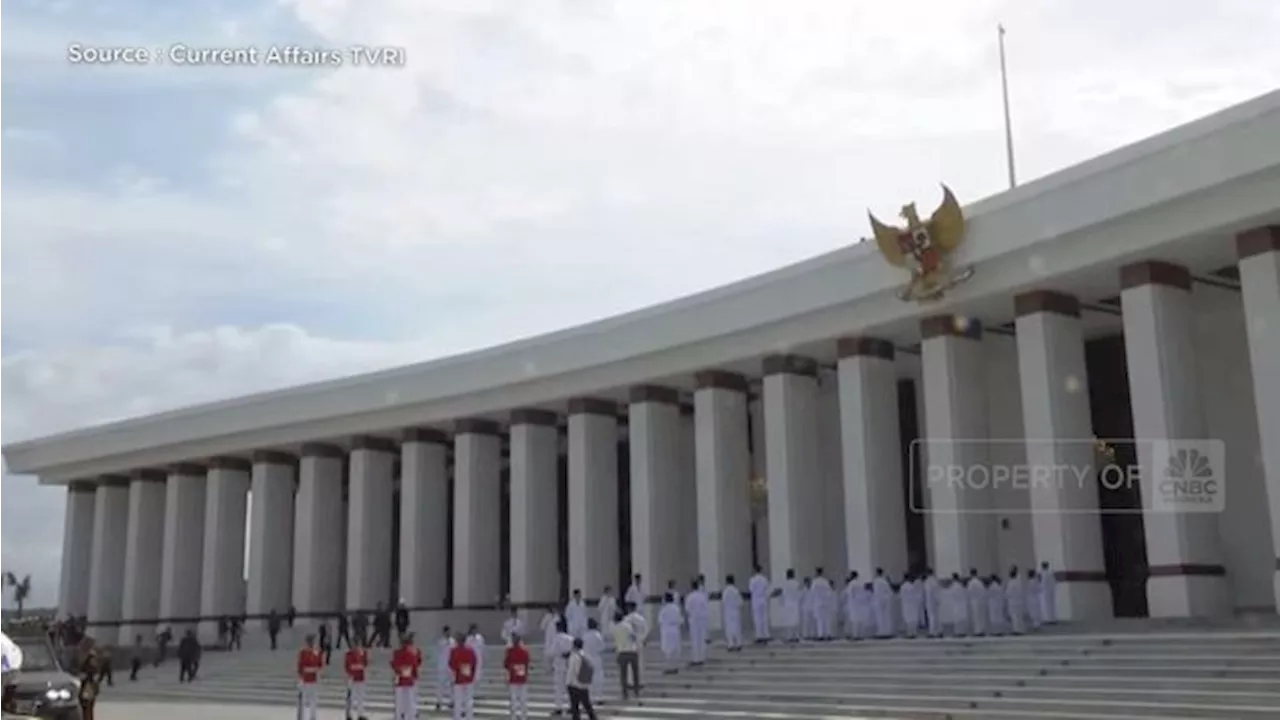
[5,90,1280,483]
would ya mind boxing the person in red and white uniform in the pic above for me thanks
[390,633,423,720]
[296,634,324,720]
[448,631,477,720]
[343,637,370,720]
[503,633,531,720]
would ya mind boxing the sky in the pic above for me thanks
[2,0,1278,609]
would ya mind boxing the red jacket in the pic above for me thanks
[297,647,322,684]
[390,646,421,688]
[448,645,477,686]
[504,645,530,685]
[344,648,368,683]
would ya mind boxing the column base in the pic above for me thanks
[1056,576,1114,621]
[1147,567,1230,618]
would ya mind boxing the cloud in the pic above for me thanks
[3,0,1278,609]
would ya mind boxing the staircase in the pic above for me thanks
[100,624,1280,719]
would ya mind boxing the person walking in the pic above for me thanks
[565,638,598,720]
[611,610,641,700]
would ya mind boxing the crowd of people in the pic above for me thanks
[293,561,1061,720]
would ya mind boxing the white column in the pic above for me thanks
[401,429,451,609]
[1120,261,1228,617]
[569,398,620,596]
[629,387,683,600]
[293,444,346,617]
[762,354,824,582]
[159,464,206,633]
[200,459,250,643]
[247,452,296,623]
[59,483,97,619]
[693,371,754,595]
[347,436,396,611]
[921,315,997,577]
[453,420,503,606]
[87,478,129,635]
[1238,227,1280,610]
[120,471,166,644]
[1014,291,1112,620]
[836,338,908,577]
[509,410,562,608]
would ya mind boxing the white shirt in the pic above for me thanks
[721,585,743,616]
[748,574,770,604]
[625,583,645,609]
[684,589,710,623]
[597,594,617,622]
[501,617,524,644]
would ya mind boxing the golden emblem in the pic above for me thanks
[868,185,974,302]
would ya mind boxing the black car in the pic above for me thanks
[0,634,81,720]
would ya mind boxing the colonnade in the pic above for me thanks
[56,230,1280,643]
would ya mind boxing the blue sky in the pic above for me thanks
[3,0,1279,608]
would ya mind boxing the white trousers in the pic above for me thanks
[814,609,831,638]
[451,684,473,720]
[297,684,318,720]
[689,621,708,662]
[346,681,367,718]
[723,613,743,648]
[586,652,604,697]
[436,667,453,706]
[508,684,528,720]
[751,601,770,640]
[925,601,942,637]
[394,685,418,720]
[553,661,568,711]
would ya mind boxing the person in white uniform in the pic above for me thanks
[899,573,922,638]
[799,577,815,640]
[811,568,835,641]
[658,592,684,674]
[684,581,710,665]
[1039,562,1058,625]
[720,575,745,651]
[540,608,562,674]
[501,608,524,647]
[550,619,575,715]
[566,590,589,639]
[1025,570,1043,630]
[582,619,607,700]
[597,586,618,642]
[840,571,857,639]
[946,574,969,637]
[871,569,895,639]
[966,569,988,636]
[778,569,801,643]
[1005,567,1026,635]
[852,582,874,640]
[986,575,1007,636]
[748,567,772,644]
[433,626,455,712]
[465,624,486,685]
[626,574,647,629]
[922,568,942,638]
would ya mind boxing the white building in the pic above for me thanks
[5,91,1280,643]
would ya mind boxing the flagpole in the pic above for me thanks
[998,23,1017,189]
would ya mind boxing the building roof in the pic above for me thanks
[5,90,1280,483]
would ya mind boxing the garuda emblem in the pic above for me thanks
[868,185,974,302]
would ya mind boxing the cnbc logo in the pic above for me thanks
[1150,440,1225,513]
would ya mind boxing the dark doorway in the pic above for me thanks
[500,459,511,603]
[557,449,570,604]
[897,379,928,573]
[1086,334,1149,618]
[617,437,633,596]
[444,454,455,609]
